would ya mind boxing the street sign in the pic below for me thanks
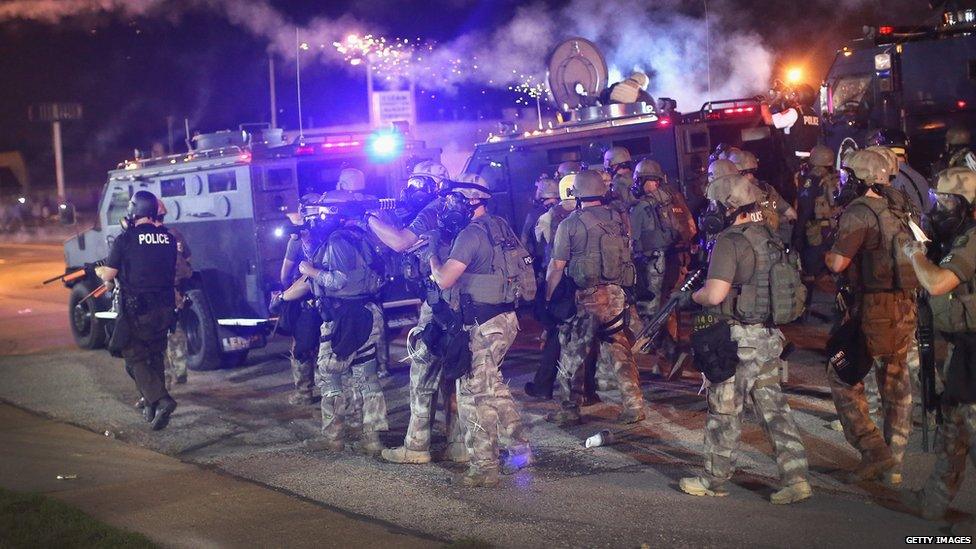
[371,91,415,127]
[29,103,83,122]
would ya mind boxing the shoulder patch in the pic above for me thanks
[953,234,970,249]
[941,254,954,265]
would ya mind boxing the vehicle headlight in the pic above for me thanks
[874,53,891,71]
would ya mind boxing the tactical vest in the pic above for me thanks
[549,203,572,242]
[709,222,806,325]
[797,171,838,247]
[757,182,781,231]
[932,225,976,333]
[783,106,820,161]
[846,190,920,292]
[634,188,681,253]
[566,207,636,289]
[312,226,384,299]
[457,215,537,305]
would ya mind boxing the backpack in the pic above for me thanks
[848,188,920,292]
[568,208,636,289]
[459,215,537,304]
[729,223,806,325]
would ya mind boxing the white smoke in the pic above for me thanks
[0,0,851,110]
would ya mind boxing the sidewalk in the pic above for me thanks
[0,404,436,549]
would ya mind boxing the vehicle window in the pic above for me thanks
[830,75,872,114]
[469,157,509,193]
[266,168,294,190]
[160,177,186,197]
[546,146,581,165]
[612,137,652,156]
[207,171,237,192]
[106,187,130,225]
[688,131,709,151]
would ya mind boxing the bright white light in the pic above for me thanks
[367,131,403,162]
[785,67,803,84]
[17,197,26,204]
[350,58,363,66]
[273,227,285,238]
[299,42,310,51]
[59,204,67,210]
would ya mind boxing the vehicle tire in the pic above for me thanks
[183,288,221,371]
[221,351,249,368]
[69,281,106,349]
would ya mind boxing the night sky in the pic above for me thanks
[0,0,935,190]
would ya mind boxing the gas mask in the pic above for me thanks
[698,200,729,235]
[605,161,633,177]
[402,175,438,213]
[438,192,480,235]
[303,210,341,244]
[835,167,869,208]
[928,191,972,244]
[630,176,662,199]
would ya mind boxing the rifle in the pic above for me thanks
[916,292,941,452]
[632,268,705,355]
[43,260,105,285]
[310,196,400,217]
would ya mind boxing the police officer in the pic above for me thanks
[429,177,532,487]
[793,145,840,285]
[526,175,579,399]
[760,83,821,180]
[728,149,796,244]
[153,199,191,389]
[274,194,328,406]
[521,175,560,278]
[299,192,389,454]
[825,149,918,484]
[901,167,976,537]
[868,128,931,215]
[96,190,178,431]
[604,146,636,234]
[678,174,812,504]
[630,159,697,371]
[932,126,974,175]
[599,72,653,105]
[555,161,583,180]
[545,170,645,426]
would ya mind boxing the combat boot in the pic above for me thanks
[434,442,469,463]
[457,467,499,488]
[142,401,155,423]
[678,477,729,497]
[150,396,177,431]
[900,489,945,521]
[617,408,646,424]
[501,444,533,475]
[546,403,582,426]
[134,397,146,410]
[844,455,897,483]
[380,446,432,464]
[352,432,384,456]
[305,437,345,453]
[770,480,812,505]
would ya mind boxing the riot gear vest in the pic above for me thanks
[566,206,636,289]
[312,226,384,299]
[708,222,806,325]
[846,190,920,292]
[457,215,537,305]
[757,181,782,231]
[634,187,682,253]
[783,106,821,162]
[796,170,838,247]
[932,224,976,333]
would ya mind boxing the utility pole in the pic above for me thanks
[268,52,278,128]
[29,103,81,203]
[51,121,64,201]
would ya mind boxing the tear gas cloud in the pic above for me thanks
[0,0,872,110]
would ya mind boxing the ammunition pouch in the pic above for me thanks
[827,317,873,385]
[545,277,578,324]
[691,319,739,384]
[421,301,472,383]
[945,333,976,405]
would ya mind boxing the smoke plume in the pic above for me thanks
[0,0,916,111]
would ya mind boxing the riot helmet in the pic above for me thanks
[708,159,739,183]
[572,170,609,203]
[603,146,633,175]
[631,159,666,197]
[439,174,491,234]
[336,168,366,192]
[701,174,763,232]
[727,149,759,175]
[556,161,583,179]
[535,176,560,204]
[155,197,168,223]
[866,146,899,182]
[808,145,835,168]
[790,84,816,107]
[127,190,159,223]
[929,167,976,243]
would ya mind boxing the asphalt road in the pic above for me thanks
[0,241,972,548]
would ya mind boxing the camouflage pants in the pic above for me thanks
[456,311,527,472]
[828,293,915,469]
[705,324,809,488]
[558,285,644,413]
[290,305,322,399]
[403,301,463,451]
[164,322,188,382]
[317,302,389,441]
[918,401,976,516]
[864,332,921,423]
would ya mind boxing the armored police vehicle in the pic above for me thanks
[466,38,774,224]
[820,5,976,174]
[63,126,439,370]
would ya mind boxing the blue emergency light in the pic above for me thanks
[367,129,403,163]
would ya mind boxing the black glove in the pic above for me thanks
[268,292,285,316]
[675,290,694,310]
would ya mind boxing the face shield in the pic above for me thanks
[928,191,972,244]
[631,175,663,198]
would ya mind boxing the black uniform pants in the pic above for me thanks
[532,326,561,397]
[122,306,175,405]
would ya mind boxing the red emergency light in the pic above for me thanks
[295,145,316,155]
[659,117,671,126]
[722,106,755,115]
[959,100,969,109]
[321,140,361,149]
[879,26,894,35]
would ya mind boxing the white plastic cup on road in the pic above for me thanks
[584,429,615,448]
